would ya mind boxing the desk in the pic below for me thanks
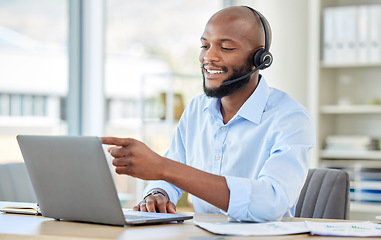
[0,201,369,240]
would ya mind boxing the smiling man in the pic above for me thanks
[200,6,265,100]
[102,6,315,222]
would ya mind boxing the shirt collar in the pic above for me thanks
[237,75,270,124]
[203,95,221,117]
[203,75,270,124]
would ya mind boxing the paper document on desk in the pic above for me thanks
[194,221,309,236]
[1,204,41,215]
[306,221,381,237]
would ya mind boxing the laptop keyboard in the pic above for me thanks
[123,209,176,220]
[124,214,155,220]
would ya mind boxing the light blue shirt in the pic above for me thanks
[145,76,315,222]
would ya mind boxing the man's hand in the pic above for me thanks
[133,190,177,213]
[101,137,169,180]
[101,136,230,212]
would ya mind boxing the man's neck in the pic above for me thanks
[220,75,260,124]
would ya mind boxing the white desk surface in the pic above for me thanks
[0,201,365,240]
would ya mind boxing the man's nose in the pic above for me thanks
[203,47,220,62]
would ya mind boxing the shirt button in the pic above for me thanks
[221,126,226,131]
[215,155,221,160]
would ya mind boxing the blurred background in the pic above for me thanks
[1,0,381,220]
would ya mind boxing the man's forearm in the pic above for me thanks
[161,158,230,211]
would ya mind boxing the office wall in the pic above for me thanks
[237,0,309,108]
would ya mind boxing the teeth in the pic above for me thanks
[208,70,224,74]
[205,67,224,74]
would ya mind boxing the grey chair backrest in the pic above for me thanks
[0,162,37,202]
[295,168,349,219]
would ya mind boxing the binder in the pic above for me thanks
[356,5,369,63]
[322,7,336,64]
[368,5,381,62]
[341,6,357,63]
[333,6,346,63]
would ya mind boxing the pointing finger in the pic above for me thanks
[101,137,134,147]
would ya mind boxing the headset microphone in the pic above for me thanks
[220,58,269,87]
[221,6,273,88]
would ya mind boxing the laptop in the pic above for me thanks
[16,135,193,226]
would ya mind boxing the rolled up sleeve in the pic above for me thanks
[224,110,314,222]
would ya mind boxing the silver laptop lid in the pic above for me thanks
[17,135,193,226]
[17,135,126,226]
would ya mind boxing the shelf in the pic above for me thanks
[350,201,381,212]
[322,159,381,169]
[310,0,381,216]
[352,181,381,190]
[321,105,381,114]
[321,150,381,160]
[321,62,381,69]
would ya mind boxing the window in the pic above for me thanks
[105,0,223,207]
[0,0,228,207]
[0,0,68,163]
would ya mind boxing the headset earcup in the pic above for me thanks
[261,51,273,69]
[253,48,265,68]
[253,48,273,70]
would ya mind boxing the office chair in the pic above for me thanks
[295,168,350,219]
[0,162,37,202]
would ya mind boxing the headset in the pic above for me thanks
[221,6,273,87]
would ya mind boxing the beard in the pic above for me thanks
[202,56,253,99]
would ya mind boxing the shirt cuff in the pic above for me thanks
[144,180,183,204]
[224,175,252,221]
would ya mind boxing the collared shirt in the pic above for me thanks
[145,76,315,222]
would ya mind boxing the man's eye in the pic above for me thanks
[201,45,209,49]
[222,47,235,51]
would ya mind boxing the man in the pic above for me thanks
[102,6,315,222]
